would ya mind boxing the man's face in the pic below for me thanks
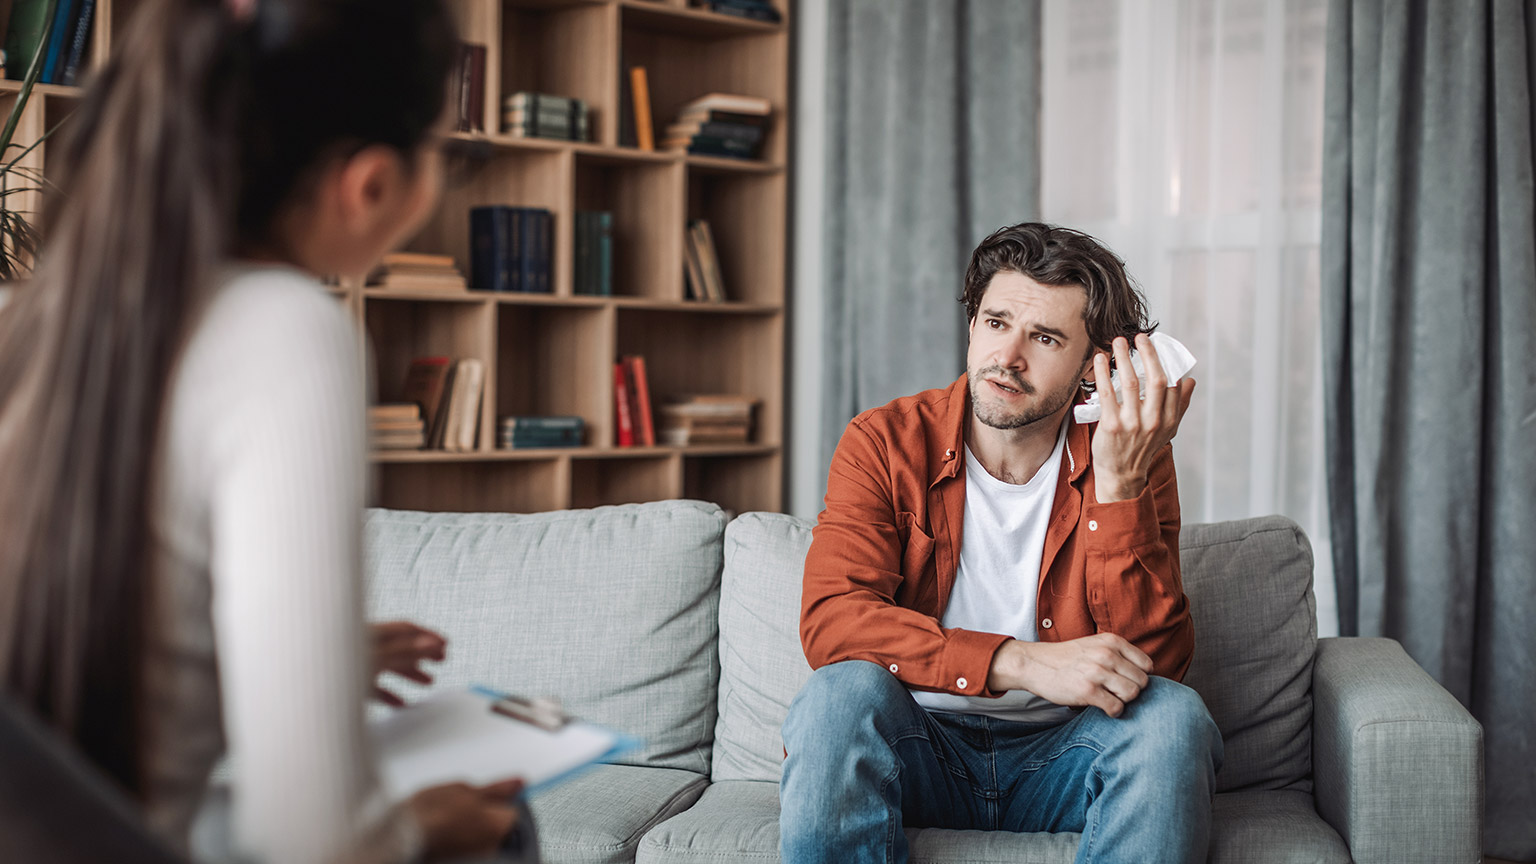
[966,271,1094,431]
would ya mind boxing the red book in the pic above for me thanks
[614,361,635,446]
[625,355,655,446]
[400,356,454,449]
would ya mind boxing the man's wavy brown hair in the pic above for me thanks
[962,222,1156,353]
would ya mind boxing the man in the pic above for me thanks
[781,223,1223,864]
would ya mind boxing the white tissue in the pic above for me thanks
[1073,332,1197,424]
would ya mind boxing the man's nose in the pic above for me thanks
[994,333,1028,369]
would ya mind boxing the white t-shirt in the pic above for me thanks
[911,420,1076,724]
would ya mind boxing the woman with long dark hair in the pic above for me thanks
[0,0,521,860]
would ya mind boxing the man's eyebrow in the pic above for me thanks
[1034,323,1071,341]
[979,307,1013,320]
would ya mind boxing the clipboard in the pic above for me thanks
[370,686,641,799]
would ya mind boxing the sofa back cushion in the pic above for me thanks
[711,513,815,782]
[364,502,726,776]
[711,512,1316,793]
[1180,515,1316,793]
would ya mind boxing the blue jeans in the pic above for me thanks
[779,661,1223,864]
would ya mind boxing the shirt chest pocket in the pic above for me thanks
[897,511,936,580]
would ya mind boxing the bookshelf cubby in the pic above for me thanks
[372,0,790,516]
[0,0,788,517]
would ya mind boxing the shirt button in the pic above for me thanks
[1088,519,1099,531]
[945,448,955,459]
[1041,618,1053,629]
[889,663,899,673]
[956,677,968,689]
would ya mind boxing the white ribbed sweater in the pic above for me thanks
[143,265,416,864]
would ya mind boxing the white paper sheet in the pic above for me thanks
[370,687,629,800]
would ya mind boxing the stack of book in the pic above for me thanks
[470,206,552,293]
[658,395,754,445]
[613,356,655,447]
[500,416,585,449]
[502,92,590,141]
[573,211,614,296]
[3,0,97,86]
[683,219,727,302]
[689,0,781,23]
[662,93,771,160]
[400,357,485,452]
[368,252,467,292]
[369,403,425,450]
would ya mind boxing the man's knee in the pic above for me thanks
[1121,677,1223,766]
[783,660,912,746]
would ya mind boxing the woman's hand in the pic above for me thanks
[370,620,447,707]
[411,779,523,862]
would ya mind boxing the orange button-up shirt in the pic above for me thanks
[801,375,1194,698]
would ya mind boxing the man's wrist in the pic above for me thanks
[1094,472,1147,503]
[987,639,1030,693]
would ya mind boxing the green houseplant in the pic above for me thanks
[0,0,67,280]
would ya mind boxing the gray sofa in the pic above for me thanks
[363,501,1482,864]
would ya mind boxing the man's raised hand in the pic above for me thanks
[1090,334,1196,503]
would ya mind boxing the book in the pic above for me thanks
[687,220,727,302]
[613,362,635,446]
[39,0,76,83]
[574,211,614,296]
[623,356,655,447]
[369,403,422,424]
[451,43,487,132]
[383,252,457,270]
[630,66,654,151]
[57,0,94,86]
[371,687,637,799]
[499,415,585,449]
[441,359,484,453]
[470,207,515,292]
[662,135,761,159]
[683,226,708,301]
[673,109,769,128]
[4,0,54,81]
[695,1,782,23]
[663,121,765,143]
[471,207,551,293]
[400,358,455,448]
[679,92,771,117]
[658,422,751,446]
[368,252,466,292]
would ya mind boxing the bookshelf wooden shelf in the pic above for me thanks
[2,0,787,517]
[358,0,789,516]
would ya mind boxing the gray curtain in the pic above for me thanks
[821,0,1040,472]
[1321,0,1536,859]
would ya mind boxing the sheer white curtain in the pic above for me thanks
[1041,0,1335,634]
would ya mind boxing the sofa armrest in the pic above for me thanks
[1312,637,1482,864]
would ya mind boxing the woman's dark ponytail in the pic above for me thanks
[0,0,453,795]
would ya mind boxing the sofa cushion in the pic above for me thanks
[712,512,1318,795]
[711,513,816,782]
[364,502,726,775]
[1180,516,1317,793]
[636,782,1346,864]
[529,765,708,864]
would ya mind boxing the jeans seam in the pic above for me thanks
[1081,761,1105,863]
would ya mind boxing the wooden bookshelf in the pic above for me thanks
[360,0,790,516]
[1,0,788,516]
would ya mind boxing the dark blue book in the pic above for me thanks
[535,210,552,293]
[470,206,515,292]
[595,212,613,296]
[58,0,94,86]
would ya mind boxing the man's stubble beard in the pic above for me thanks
[968,364,1085,431]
